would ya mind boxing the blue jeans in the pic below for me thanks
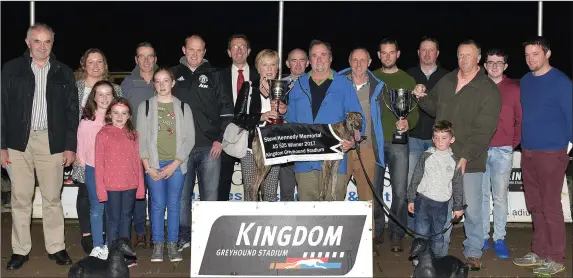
[383,141,409,240]
[179,146,221,242]
[440,172,484,258]
[133,180,150,237]
[148,160,185,244]
[414,194,449,258]
[407,137,433,230]
[482,146,513,241]
[106,189,136,247]
[85,165,106,247]
[373,165,386,237]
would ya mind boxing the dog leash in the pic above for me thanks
[354,141,467,239]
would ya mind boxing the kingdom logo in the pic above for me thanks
[198,215,366,276]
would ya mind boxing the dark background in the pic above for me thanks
[1,1,572,79]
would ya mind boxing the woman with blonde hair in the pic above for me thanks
[232,49,282,201]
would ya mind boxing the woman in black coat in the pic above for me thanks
[232,49,281,201]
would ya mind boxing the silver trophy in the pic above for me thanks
[383,88,418,144]
[267,79,288,125]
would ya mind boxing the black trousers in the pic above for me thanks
[279,163,297,201]
[218,152,239,201]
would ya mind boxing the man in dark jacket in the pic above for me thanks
[406,37,449,229]
[171,35,234,252]
[1,23,77,270]
[217,34,260,201]
[412,39,501,271]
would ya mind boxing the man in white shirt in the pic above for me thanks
[218,34,260,201]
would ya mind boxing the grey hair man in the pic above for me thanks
[2,22,78,270]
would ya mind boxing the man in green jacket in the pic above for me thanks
[412,39,501,271]
[372,38,419,253]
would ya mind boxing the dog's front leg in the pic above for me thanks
[319,162,328,201]
[330,161,340,200]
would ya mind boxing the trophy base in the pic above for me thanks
[268,118,285,125]
[392,131,408,144]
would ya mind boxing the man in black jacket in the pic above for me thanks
[1,23,77,270]
[217,34,260,201]
[406,37,449,230]
[172,35,234,252]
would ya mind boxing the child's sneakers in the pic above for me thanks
[167,242,183,262]
[89,245,108,260]
[151,242,164,262]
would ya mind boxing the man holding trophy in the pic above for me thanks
[372,38,419,253]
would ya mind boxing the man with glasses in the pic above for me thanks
[218,34,260,201]
[481,49,522,259]
[121,42,158,250]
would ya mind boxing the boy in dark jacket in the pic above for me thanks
[407,120,465,258]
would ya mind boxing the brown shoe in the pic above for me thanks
[390,238,403,252]
[134,234,147,249]
[465,257,482,271]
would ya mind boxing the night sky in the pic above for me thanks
[2,1,572,79]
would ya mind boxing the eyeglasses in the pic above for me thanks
[230,45,248,51]
[486,61,505,67]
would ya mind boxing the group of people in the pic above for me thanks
[1,22,571,277]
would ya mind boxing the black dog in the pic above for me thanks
[410,237,469,278]
[68,238,135,278]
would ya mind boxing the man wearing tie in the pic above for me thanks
[218,34,260,201]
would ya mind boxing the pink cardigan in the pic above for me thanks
[76,110,106,167]
[95,125,144,202]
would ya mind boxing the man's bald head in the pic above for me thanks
[286,48,309,77]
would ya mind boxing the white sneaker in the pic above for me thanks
[90,245,109,260]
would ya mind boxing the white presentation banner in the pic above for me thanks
[191,201,373,277]
[32,151,571,223]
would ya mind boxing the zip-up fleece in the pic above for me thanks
[171,58,233,148]
[121,65,157,126]
[338,67,385,167]
[284,70,365,174]
[407,147,465,211]
[417,67,502,173]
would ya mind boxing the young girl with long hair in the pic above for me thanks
[94,97,144,258]
[76,80,118,259]
[137,68,195,263]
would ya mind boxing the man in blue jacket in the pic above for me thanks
[279,40,364,201]
[339,47,386,256]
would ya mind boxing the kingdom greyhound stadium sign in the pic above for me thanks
[191,201,373,277]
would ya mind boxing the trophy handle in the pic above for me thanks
[382,91,400,119]
[409,96,419,113]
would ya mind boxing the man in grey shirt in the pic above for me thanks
[121,42,158,249]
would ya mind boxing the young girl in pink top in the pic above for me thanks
[95,97,144,257]
[76,80,117,260]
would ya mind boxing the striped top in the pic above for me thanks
[30,61,50,131]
